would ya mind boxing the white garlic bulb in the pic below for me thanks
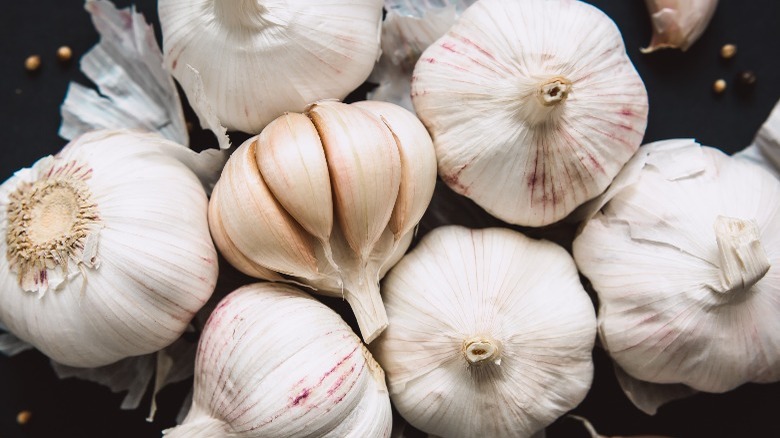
[736,97,780,179]
[208,100,437,343]
[0,130,218,368]
[159,0,383,134]
[412,0,648,227]
[574,139,780,393]
[164,282,391,438]
[642,0,719,53]
[372,226,597,438]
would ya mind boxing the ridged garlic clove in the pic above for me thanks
[412,0,648,227]
[0,130,218,367]
[208,100,437,343]
[642,0,719,53]
[159,0,383,134]
[163,282,391,438]
[372,226,597,438]
[574,139,780,394]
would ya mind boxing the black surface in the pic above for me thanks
[2,1,780,437]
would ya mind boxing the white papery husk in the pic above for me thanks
[412,0,648,227]
[372,226,597,438]
[642,0,719,53]
[735,98,780,179]
[164,282,392,438]
[368,0,475,112]
[574,139,780,393]
[0,130,218,368]
[158,0,383,134]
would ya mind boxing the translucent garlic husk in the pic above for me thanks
[642,0,719,53]
[163,282,392,438]
[208,100,437,343]
[574,139,780,393]
[158,0,383,134]
[412,0,648,227]
[0,130,218,368]
[372,226,597,438]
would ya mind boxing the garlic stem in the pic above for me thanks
[344,269,388,344]
[463,337,501,366]
[714,216,771,295]
[517,75,572,126]
[537,76,572,107]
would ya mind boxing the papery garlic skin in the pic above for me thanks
[164,282,391,438]
[574,139,780,393]
[412,0,648,227]
[208,100,436,343]
[159,0,383,134]
[642,0,718,53]
[373,226,597,438]
[0,130,218,368]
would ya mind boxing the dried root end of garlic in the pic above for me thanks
[208,100,436,343]
[412,0,648,227]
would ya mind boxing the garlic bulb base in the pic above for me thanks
[463,337,501,366]
[713,216,770,295]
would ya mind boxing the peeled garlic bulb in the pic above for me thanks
[164,282,391,438]
[159,0,383,133]
[574,139,780,393]
[209,100,437,343]
[642,0,718,53]
[372,226,597,438]
[0,130,218,368]
[412,0,648,227]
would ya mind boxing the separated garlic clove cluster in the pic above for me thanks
[164,282,392,438]
[0,130,218,368]
[642,0,719,53]
[372,226,597,438]
[574,139,780,394]
[158,0,383,134]
[412,0,648,227]
[208,100,437,343]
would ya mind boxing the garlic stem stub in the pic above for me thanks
[412,0,648,227]
[642,0,719,53]
[159,0,383,134]
[574,139,780,393]
[0,130,218,368]
[208,100,437,343]
[372,226,597,438]
[164,282,392,438]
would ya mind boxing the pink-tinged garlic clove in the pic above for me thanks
[642,0,719,53]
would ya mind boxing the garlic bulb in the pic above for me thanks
[164,282,391,438]
[412,0,648,227]
[736,97,780,179]
[159,0,383,134]
[0,130,218,367]
[372,226,597,438]
[642,0,719,53]
[208,100,437,343]
[574,139,780,393]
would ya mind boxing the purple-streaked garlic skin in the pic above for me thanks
[412,0,648,227]
[642,0,719,53]
[164,283,391,438]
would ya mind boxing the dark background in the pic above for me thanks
[1,0,779,437]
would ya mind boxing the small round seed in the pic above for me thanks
[24,55,41,72]
[720,44,737,59]
[56,46,73,62]
[713,79,727,94]
[737,70,757,87]
[16,410,32,425]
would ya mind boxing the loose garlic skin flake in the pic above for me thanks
[0,130,218,368]
[412,0,648,227]
[373,226,597,438]
[208,100,437,343]
[159,0,383,133]
[574,139,780,393]
[164,283,391,438]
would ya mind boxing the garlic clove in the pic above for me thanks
[642,0,719,53]
[211,139,319,279]
[353,100,437,240]
[207,182,284,281]
[256,112,334,254]
[307,101,402,261]
[412,0,648,227]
